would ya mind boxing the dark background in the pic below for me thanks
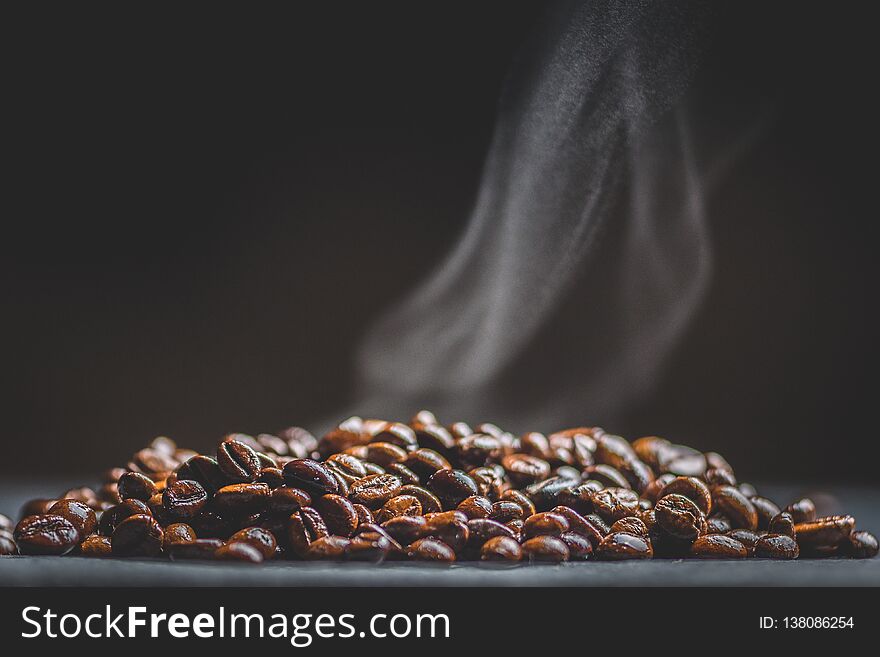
[2,3,877,482]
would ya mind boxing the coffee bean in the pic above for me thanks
[163,523,196,547]
[456,495,492,520]
[117,472,158,502]
[705,514,732,534]
[47,500,97,538]
[659,477,712,515]
[352,503,375,526]
[283,459,340,497]
[268,487,311,516]
[480,535,522,562]
[526,477,577,512]
[427,469,478,508]
[215,541,263,563]
[690,534,748,558]
[79,534,112,558]
[655,494,705,540]
[590,487,640,522]
[424,515,469,552]
[365,442,408,468]
[843,531,879,559]
[20,498,57,519]
[0,513,13,533]
[751,496,782,530]
[386,463,420,486]
[229,527,277,559]
[704,468,737,488]
[794,515,855,548]
[14,515,79,555]
[162,479,208,519]
[501,454,551,488]
[412,425,455,455]
[212,483,269,515]
[560,532,593,560]
[381,515,428,546]
[582,465,631,490]
[783,498,817,524]
[176,455,226,494]
[217,438,262,483]
[712,485,758,530]
[521,535,570,562]
[256,467,285,488]
[658,444,707,477]
[468,467,504,500]
[768,512,796,537]
[287,507,329,556]
[305,535,352,560]
[407,538,456,562]
[314,494,360,536]
[325,453,367,483]
[487,501,522,524]
[167,538,224,560]
[377,495,423,524]
[99,499,151,535]
[523,511,569,539]
[348,473,402,510]
[609,517,649,538]
[371,423,419,452]
[111,514,164,557]
[454,434,502,469]
[595,532,654,560]
[465,518,515,549]
[754,533,799,559]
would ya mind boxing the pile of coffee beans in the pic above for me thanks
[1,412,877,563]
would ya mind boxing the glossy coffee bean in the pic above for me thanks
[456,495,492,520]
[590,487,640,522]
[768,512,796,537]
[582,465,630,490]
[705,514,732,534]
[381,516,428,546]
[213,483,270,515]
[523,512,569,539]
[659,477,712,515]
[79,534,112,558]
[229,527,277,559]
[47,500,97,538]
[314,494,360,536]
[377,495,423,524]
[407,538,456,562]
[595,532,653,560]
[413,425,455,455]
[500,489,535,518]
[551,506,604,546]
[794,515,855,548]
[522,535,570,562]
[163,523,197,547]
[352,503,375,526]
[386,463,420,486]
[283,459,340,497]
[424,516,469,552]
[215,541,263,563]
[754,533,799,559]
[99,499,151,535]
[217,438,262,483]
[468,467,504,500]
[162,479,208,519]
[465,518,515,549]
[268,487,311,516]
[704,468,737,488]
[490,501,523,523]
[348,474,402,510]
[480,535,522,562]
[111,514,164,557]
[526,477,577,512]
[0,530,18,555]
[257,467,285,488]
[843,531,879,559]
[325,453,367,483]
[287,507,329,556]
[176,455,226,494]
[15,515,79,555]
[117,472,158,502]
[560,531,593,560]
[727,528,760,551]
[501,454,551,488]
[371,423,419,451]
[655,494,704,540]
[690,534,748,558]
[167,538,224,560]
[609,516,649,538]
[427,469,479,508]
[365,442,408,468]
[20,499,57,519]
[783,498,816,524]
[712,486,758,530]
[751,496,782,530]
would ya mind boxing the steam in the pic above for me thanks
[349,1,721,429]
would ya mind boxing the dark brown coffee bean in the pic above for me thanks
[287,507,329,556]
[712,485,758,530]
[727,528,760,551]
[412,425,455,455]
[705,514,732,534]
[794,515,855,548]
[381,515,428,546]
[659,477,712,515]
[658,444,707,477]
[283,458,340,496]
[609,517,649,538]
[352,503,375,526]
[346,473,401,510]
[20,498,57,519]
[304,535,352,560]
[616,459,655,494]
[468,467,504,500]
[268,487,311,516]
[215,541,263,563]
[371,422,419,451]
[655,494,704,540]
[79,534,112,558]
[590,487,640,522]
[176,455,226,494]
[690,534,748,558]
[407,538,456,562]
[318,427,370,458]
[427,469,478,508]
[754,533,799,559]
[704,468,737,487]
[402,449,452,480]
[453,434,502,469]
[549,507,602,546]
[385,463,420,485]
[325,453,368,483]
[456,495,492,520]
[489,501,523,523]
[410,409,440,427]
[129,447,178,476]
[737,482,758,498]
[424,516,469,552]
[642,473,676,503]
[768,512,796,537]
[0,529,18,555]
[117,472,158,502]
[595,532,654,560]
[465,518,515,548]
[315,494,360,536]
[480,535,522,562]
[843,531,879,559]
[560,531,593,560]
[582,465,631,489]
[213,483,270,515]
[500,489,535,518]
[345,533,393,563]
[750,496,782,530]
[501,454,551,488]
[217,438,262,483]
[523,511,570,539]
[162,479,208,519]
[111,514,164,557]
[99,499,150,535]
[631,435,670,469]
[364,442,408,468]
[447,422,473,439]
[229,527,277,559]
[13,515,78,555]
[375,495,422,524]
[522,535,570,562]
[525,477,576,512]
[167,538,224,560]
[256,467,285,488]
[783,498,816,524]
[47,500,97,538]
[163,523,196,547]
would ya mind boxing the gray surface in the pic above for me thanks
[2,479,878,587]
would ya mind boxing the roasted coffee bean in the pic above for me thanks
[424,516,469,552]
[407,538,456,562]
[315,494,360,536]
[466,518,516,549]
[593,434,638,470]
[352,503,375,526]
[595,532,653,560]
[447,422,473,439]
[79,534,112,557]
[401,448,450,480]
[215,541,263,563]
[553,465,582,482]
[217,438,262,483]
[381,515,428,545]
[768,512,796,538]
[549,507,603,546]
[412,425,455,455]
[456,495,492,520]
[287,507,329,556]
[525,477,576,512]
[20,498,57,519]
[506,519,524,540]
[501,454,551,488]
[167,538,224,560]
[371,423,419,451]
[784,498,817,524]
[454,434,502,469]
[522,535,570,562]
[560,532,593,560]
[0,529,18,555]
[377,495,423,524]
[658,444,707,477]
[268,487,311,516]
[365,442,408,468]
[111,514,164,557]
[229,527,277,559]
[117,472,158,502]
[410,409,440,427]
[590,488,640,522]
[47,500,96,538]
[319,427,370,458]
[655,494,704,540]
[0,513,13,533]
[704,468,737,487]
[189,510,230,539]
[283,459,340,497]
[480,535,522,562]
[737,482,758,498]
[751,496,782,530]
[582,465,630,489]
[163,523,197,547]
[427,469,478,508]
[712,485,758,530]
[843,531,879,559]
[176,455,226,494]
[325,453,368,483]
[346,533,392,563]
[523,511,569,539]
[305,535,352,560]
[727,528,760,549]
[617,459,654,494]
[706,514,732,534]
[256,467,285,489]
[130,447,177,475]
[347,473,402,510]
[255,452,279,471]
[99,499,151,535]
[500,489,535,518]
[794,515,855,548]
[754,533,799,559]
[659,477,712,515]
[690,534,748,558]
[610,517,649,538]
[631,436,670,469]
[386,463,419,486]
[468,467,504,500]
[162,479,208,519]
[489,501,523,523]
[212,483,269,515]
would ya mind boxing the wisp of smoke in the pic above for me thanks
[348,0,722,430]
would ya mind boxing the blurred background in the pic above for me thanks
[2,2,877,484]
